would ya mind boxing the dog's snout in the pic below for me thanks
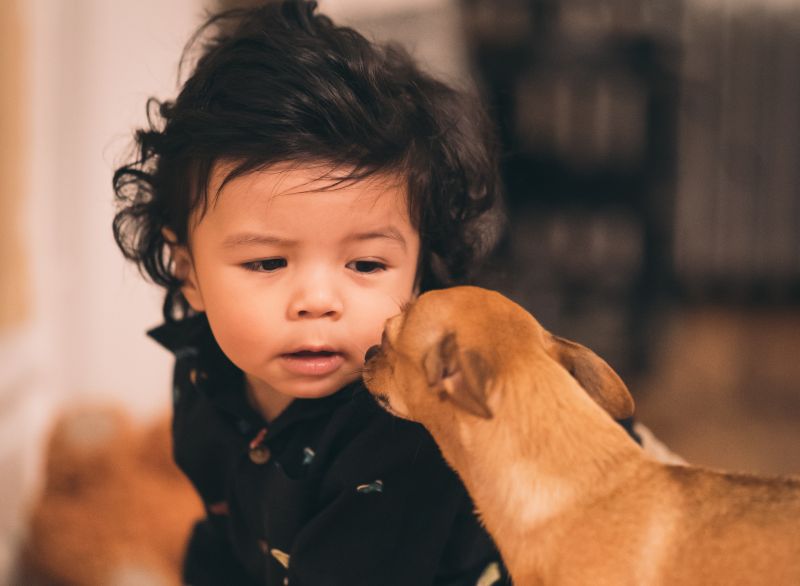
[364,345,381,363]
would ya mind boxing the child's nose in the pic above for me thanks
[287,282,344,320]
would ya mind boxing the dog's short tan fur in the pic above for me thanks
[363,286,800,586]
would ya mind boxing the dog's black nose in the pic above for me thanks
[364,345,381,363]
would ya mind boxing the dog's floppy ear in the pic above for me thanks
[422,332,494,419]
[547,334,635,420]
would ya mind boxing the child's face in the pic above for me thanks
[173,163,420,407]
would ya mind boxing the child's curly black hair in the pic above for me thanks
[113,0,504,322]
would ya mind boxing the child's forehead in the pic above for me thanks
[190,160,413,230]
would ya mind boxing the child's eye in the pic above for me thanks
[243,258,287,272]
[347,260,387,274]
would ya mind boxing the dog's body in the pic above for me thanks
[363,286,800,586]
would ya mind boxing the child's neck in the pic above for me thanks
[245,376,294,423]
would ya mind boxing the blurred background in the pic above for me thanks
[1,0,799,581]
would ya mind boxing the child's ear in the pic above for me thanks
[162,228,205,312]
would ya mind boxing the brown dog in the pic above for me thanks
[363,286,800,586]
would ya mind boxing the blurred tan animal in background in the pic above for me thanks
[364,286,800,586]
[17,406,202,586]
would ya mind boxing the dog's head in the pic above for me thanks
[363,286,634,430]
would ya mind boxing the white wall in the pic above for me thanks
[25,0,208,419]
[1,0,206,577]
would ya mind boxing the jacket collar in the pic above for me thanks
[146,313,209,356]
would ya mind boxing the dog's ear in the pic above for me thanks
[422,332,494,419]
[547,334,635,420]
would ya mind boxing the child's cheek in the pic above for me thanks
[356,295,411,351]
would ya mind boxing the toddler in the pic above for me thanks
[113,1,508,584]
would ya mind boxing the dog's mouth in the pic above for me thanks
[363,340,409,419]
[371,391,410,420]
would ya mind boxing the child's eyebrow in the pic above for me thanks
[221,227,407,250]
[343,227,407,251]
[222,233,296,248]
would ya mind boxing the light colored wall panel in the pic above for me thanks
[0,0,30,331]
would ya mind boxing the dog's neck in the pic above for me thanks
[425,361,644,582]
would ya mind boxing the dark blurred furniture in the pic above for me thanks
[464,0,682,379]
[671,1,800,304]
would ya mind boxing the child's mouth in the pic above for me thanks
[280,350,344,376]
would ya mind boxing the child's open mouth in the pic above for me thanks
[280,350,344,376]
